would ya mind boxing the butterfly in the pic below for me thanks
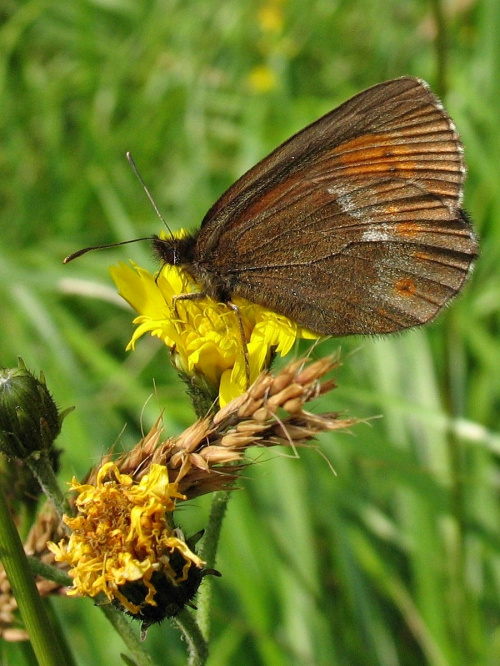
[66,77,478,337]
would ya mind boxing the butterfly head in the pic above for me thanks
[151,232,198,269]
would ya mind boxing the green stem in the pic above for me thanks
[442,316,470,663]
[430,0,448,96]
[197,490,231,639]
[42,597,79,666]
[101,604,159,666]
[173,609,209,666]
[27,556,73,587]
[0,482,69,666]
[25,452,69,520]
[183,386,232,646]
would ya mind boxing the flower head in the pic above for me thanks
[0,359,63,460]
[110,231,317,406]
[48,463,211,626]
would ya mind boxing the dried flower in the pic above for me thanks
[48,463,215,628]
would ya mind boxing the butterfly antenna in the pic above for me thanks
[126,152,174,239]
[63,237,153,264]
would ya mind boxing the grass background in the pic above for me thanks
[1,0,499,664]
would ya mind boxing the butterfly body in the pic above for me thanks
[152,76,478,336]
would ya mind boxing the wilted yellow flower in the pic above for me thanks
[110,231,317,406]
[48,463,205,623]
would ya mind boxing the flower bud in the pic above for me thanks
[0,359,63,460]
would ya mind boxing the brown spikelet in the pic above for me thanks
[88,355,357,498]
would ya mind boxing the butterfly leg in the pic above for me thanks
[227,301,250,388]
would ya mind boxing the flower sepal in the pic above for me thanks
[115,529,221,632]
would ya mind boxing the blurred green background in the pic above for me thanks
[1,0,499,664]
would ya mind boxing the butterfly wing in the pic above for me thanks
[195,77,478,335]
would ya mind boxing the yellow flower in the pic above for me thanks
[257,3,284,34]
[48,463,205,623]
[110,231,317,406]
[248,65,277,94]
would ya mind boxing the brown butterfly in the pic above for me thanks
[66,77,478,336]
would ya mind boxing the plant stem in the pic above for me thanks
[25,452,69,521]
[430,0,448,96]
[0,481,69,666]
[173,608,209,666]
[101,604,158,666]
[197,490,231,639]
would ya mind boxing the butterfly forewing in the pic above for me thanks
[194,77,478,335]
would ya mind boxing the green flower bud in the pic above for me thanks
[0,359,62,460]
